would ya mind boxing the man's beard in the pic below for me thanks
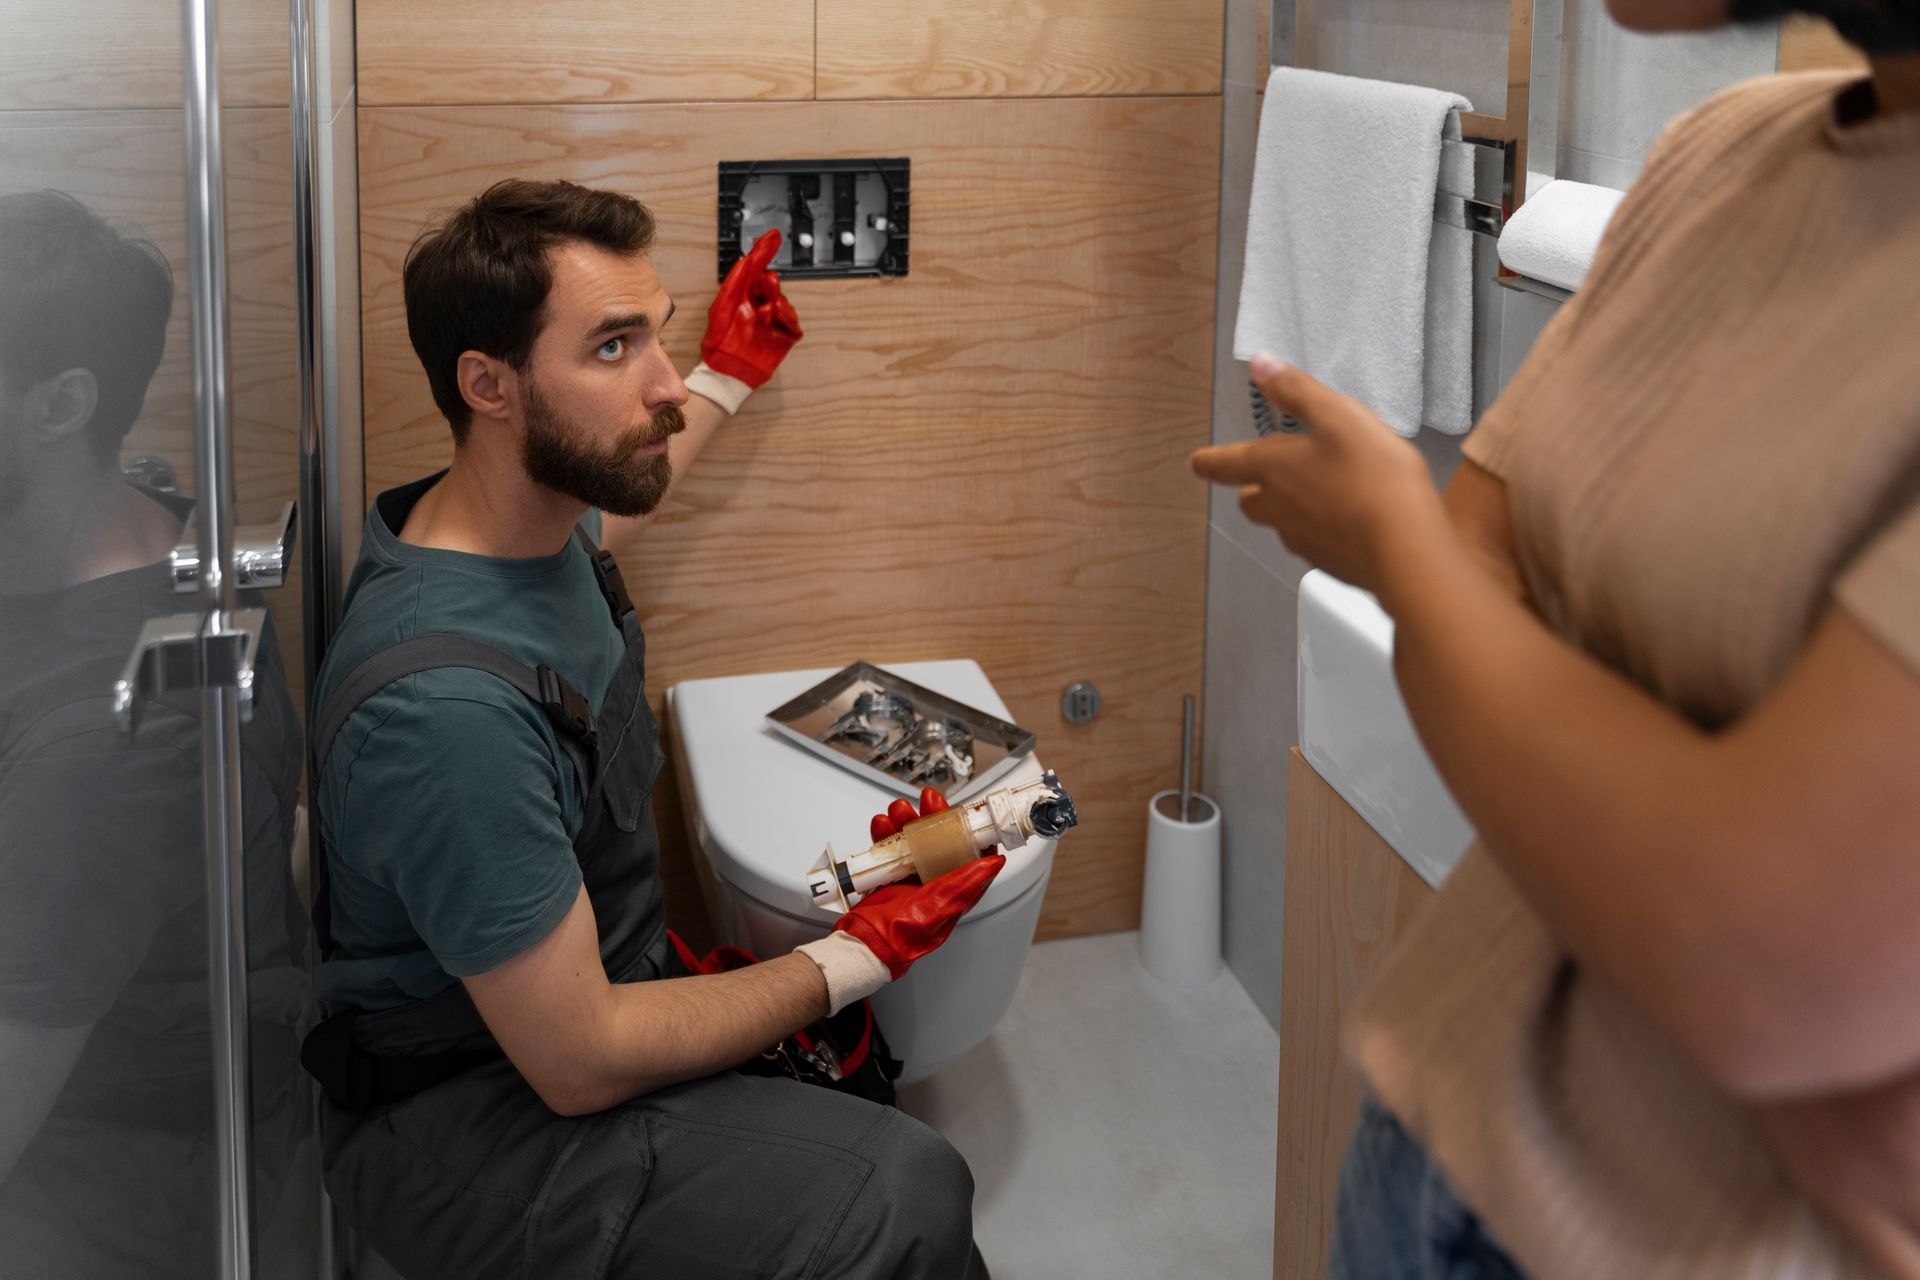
[520,381,685,518]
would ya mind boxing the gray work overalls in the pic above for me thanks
[305,526,986,1280]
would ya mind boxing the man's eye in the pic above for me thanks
[597,337,624,359]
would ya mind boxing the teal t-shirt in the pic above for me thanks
[315,473,624,1013]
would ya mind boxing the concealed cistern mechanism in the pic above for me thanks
[870,718,975,788]
[719,158,910,281]
[785,172,819,267]
[806,771,1079,913]
[821,691,916,752]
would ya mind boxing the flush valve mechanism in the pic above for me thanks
[806,771,1078,913]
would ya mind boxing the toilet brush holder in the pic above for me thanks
[1138,789,1222,985]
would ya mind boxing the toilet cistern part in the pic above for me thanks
[821,690,915,752]
[806,771,1078,913]
[868,717,974,787]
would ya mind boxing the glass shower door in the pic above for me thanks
[0,0,326,1276]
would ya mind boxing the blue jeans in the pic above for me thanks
[1323,1099,1530,1280]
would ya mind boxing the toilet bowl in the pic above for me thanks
[667,660,1058,1083]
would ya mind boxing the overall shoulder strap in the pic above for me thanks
[307,633,596,959]
[311,634,596,777]
[574,523,636,628]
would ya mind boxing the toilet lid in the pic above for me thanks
[667,660,1058,921]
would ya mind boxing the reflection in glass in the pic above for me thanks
[0,191,311,1275]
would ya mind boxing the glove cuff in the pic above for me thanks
[685,362,755,415]
[794,932,892,1017]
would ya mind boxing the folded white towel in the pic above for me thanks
[1497,179,1626,292]
[1234,66,1474,437]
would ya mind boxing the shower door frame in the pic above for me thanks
[175,0,345,1273]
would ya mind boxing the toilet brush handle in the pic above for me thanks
[1179,695,1195,822]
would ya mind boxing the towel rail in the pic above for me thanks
[1247,0,1567,435]
[1267,0,1565,238]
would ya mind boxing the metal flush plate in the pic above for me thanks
[765,661,1034,801]
[718,158,909,281]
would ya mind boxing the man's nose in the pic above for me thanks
[649,355,689,413]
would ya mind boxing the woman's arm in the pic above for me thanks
[1195,358,1920,1102]
[1439,459,1530,606]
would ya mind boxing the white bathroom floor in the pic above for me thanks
[899,931,1280,1280]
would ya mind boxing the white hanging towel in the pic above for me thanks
[1497,178,1626,292]
[1234,66,1475,437]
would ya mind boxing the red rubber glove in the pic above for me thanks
[870,785,950,842]
[833,855,1006,980]
[701,228,803,389]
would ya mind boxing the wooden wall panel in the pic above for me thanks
[357,95,1221,941]
[356,0,816,106]
[1779,15,1868,74]
[816,0,1223,99]
[0,0,290,109]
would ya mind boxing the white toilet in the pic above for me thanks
[667,659,1059,1083]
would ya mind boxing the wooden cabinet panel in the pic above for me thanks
[0,0,290,109]
[1275,748,1435,1280]
[357,0,816,106]
[357,95,1220,941]
[817,0,1223,99]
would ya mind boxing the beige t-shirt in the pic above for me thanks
[1348,72,1920,1279]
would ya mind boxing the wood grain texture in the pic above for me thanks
[2,108,308,709]
[1778,15,1868,74]
[356,0,816,106]
[356,95,1220,941]
[1275,749,1435,1280]
[0,0,290,109]
[816,0,1223,99]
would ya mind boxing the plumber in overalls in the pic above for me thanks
[305,178,999,1279]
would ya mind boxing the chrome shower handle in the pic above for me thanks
[169,500,297,593]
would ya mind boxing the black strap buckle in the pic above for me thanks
[591,548,635,622]
[536,664,596,744]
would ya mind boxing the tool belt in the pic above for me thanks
[302,984,505,1112]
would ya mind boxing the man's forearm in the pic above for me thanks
[565,953,828,1113]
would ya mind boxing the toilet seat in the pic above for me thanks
[669,661,1056,923]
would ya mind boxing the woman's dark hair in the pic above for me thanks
[0,190,174,462]
[402,178,657,440]
[1732,0,1920,53]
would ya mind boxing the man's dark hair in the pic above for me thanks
[403,179,657,440]
[0,190,174,462]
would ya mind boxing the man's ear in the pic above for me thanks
[456,351,517,427]
[27,368,99,443]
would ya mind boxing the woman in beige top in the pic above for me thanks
[1194,2,1920,1277]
